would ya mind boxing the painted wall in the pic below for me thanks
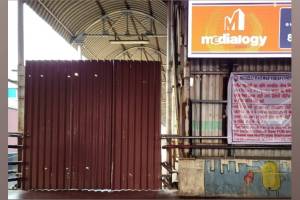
[178,159,291,198]
[204,159,291,198]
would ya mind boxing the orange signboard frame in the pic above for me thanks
[188,0,291,58]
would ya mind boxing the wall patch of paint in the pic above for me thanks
[192,120,222,132]
[244,170,254,185]
[261,161,281,191]
[204,159,291,198]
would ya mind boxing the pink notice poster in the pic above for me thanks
[227,73,292,144]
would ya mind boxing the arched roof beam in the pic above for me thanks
[95,0,132,60]
[85,9,166,33]
[111,46,166,60]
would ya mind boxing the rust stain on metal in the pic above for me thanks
[22,60,161,190]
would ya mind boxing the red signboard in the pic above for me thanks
[228,73,292,144]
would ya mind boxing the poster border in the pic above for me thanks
[227,72,292,145]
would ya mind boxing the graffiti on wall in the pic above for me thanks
[204,159,291,197]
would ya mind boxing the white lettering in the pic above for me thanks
[200,34,267,47]
[287,34,292,42]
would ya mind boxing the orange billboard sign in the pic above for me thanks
[188,0,291,57]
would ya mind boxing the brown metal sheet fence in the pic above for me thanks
[111,61,161,190]
[22,60,161,190]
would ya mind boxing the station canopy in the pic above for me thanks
[25,0,167,65]
[25,0,167,124]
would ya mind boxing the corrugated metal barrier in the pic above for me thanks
[22,60,161,190]
[190,59,227,157]
[190,58,291,158]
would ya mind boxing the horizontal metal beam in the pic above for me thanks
[8,170,19,174]
[85,33,167,38]
[162,144,291,150]
[8,177,22,182]
[8,132,23,138]
[161,135,227,139]
[8,79,18,84]
[8,161,23,165]
[109,39,150,45]
[181,156,291,160]
[232,71,291,74]
[191,71,229,75]
[190,99,228,104]
[8,145,23,149]
[112,46,166,59]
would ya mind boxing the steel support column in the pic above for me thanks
[18,0,24,132]
[166,0,172,136]
[17,0,25,189]
[163,0,174,187]
[182,0,190,156]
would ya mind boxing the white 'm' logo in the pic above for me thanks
[200,8,267,47]
[224,9,245,31]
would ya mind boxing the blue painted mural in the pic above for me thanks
[204,159,291,198]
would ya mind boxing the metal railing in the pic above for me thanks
[8,132,23,189]
[160,133,291,189]
[160,97,292,189]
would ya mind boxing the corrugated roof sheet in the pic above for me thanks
[24,0,167,65]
